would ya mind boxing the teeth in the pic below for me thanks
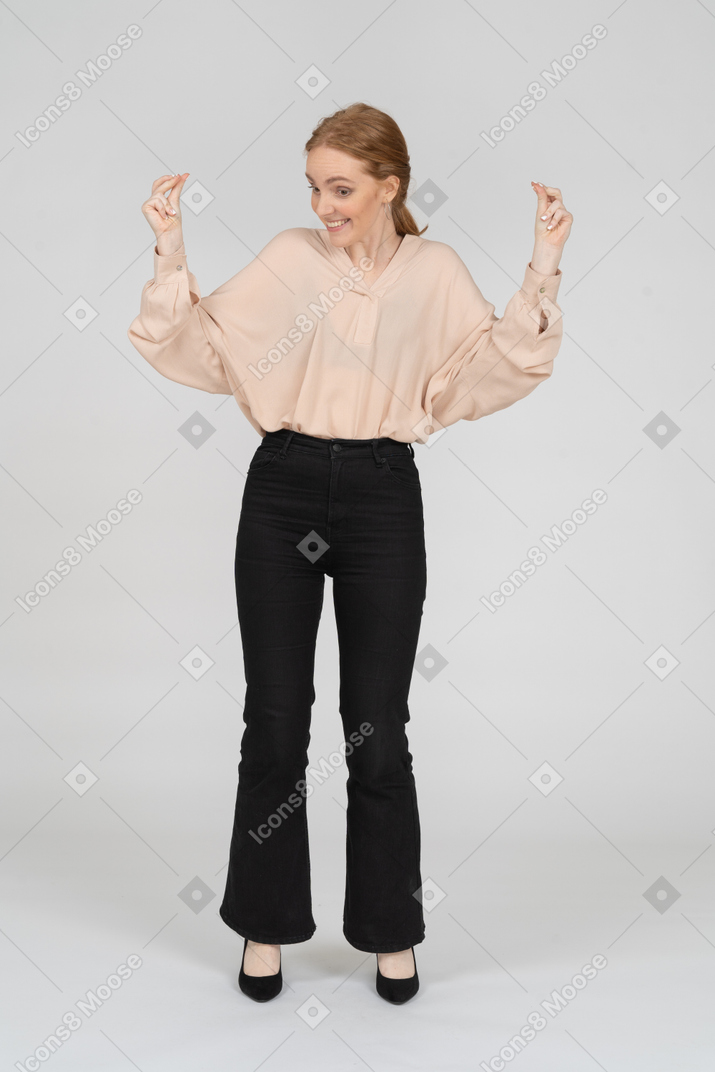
[326,219,349,228]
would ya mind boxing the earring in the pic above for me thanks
[384,201,392,218]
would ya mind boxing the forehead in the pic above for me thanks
[305,145,365,180]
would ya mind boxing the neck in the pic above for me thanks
[345,221,402,269]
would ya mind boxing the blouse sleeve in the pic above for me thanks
[424,253,564,428]
[127,241,236,396]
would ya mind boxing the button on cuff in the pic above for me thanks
[153,247,188,284]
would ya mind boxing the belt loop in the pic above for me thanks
[370,438,385,467]
[408,442,415,458]
[280,430,296,458]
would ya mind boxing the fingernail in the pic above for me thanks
[541,215,548,220]
[169,208,176,214]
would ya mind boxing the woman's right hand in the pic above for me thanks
[142,173,189,255]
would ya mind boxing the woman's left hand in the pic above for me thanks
[531,182,573,250]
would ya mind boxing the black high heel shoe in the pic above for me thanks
[375,947,419,1004]
[238,937,282,1002]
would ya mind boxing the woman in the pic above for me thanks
[128,102,572,1005]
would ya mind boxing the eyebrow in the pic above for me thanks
[305,173,353,184]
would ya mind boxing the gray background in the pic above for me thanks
[2,1,714,1069]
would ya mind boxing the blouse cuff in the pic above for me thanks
[153,244,188,284]
[521,261,562,302]
[519,262,563,332]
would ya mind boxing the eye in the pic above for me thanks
[306,185,351,196]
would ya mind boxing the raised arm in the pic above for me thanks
[127,173,234,395]
[425,181,571,427]
[425,256,564,426]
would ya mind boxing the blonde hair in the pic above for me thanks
[304,102,427,237]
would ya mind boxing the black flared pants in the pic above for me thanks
[219,428,427,953]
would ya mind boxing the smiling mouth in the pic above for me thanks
[325,219,350,230]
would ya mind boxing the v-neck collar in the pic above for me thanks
[316,228,420,298]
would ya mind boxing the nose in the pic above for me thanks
[314,195,338,217]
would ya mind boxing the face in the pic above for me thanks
[305,145,399,247]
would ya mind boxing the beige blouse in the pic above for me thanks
[127,227,563,443]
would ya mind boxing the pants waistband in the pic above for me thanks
[262,428,415,461]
